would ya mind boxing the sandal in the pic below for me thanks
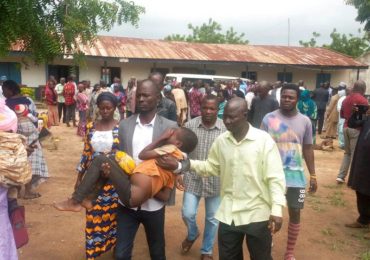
[181,233,200,254]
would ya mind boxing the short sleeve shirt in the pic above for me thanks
[261,110,312,188]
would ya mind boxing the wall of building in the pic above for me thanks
[354,53,370,94]
[0,56,355,91]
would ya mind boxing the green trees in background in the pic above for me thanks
[0,0,144,63]
[299,29,370,57]
[165,18,248,44]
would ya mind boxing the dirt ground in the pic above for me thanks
[17,124,370,260]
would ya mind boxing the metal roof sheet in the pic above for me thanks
[11,36,368,68]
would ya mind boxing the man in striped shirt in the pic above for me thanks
[179,95,226,260]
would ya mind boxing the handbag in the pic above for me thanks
[9,205,29,248]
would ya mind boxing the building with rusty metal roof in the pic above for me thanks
[1,35,368,92]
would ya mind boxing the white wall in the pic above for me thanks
[0,55,358,91]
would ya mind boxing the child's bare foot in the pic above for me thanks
[53,198,83,212]
[81,199,94,210]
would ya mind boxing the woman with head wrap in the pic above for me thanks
[0,99,23,260]
[75,92,120,259]
[298,89,318,144]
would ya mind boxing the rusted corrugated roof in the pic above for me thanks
[11,36,368,68]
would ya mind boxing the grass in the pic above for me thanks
[306,194,326,212]
[361,251,370,260]
[321,227,335,236]
[327,191,346,207]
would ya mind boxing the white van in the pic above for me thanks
[164,73,248,86]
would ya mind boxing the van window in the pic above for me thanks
[181,78,213,86]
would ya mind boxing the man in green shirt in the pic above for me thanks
[190,97,286,260]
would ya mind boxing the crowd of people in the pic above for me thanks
[0,71,369,260]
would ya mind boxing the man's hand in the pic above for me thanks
[26,144,37,156]
[156,155,178,171]
[101,162,111,178]
[309,177,318,193]
[268,215,283,234]
[176,175,184,191]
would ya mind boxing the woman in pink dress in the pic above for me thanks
[0,99,19,260]
[76,82,89,137]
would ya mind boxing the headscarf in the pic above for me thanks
[96,92,118,107]
[297,89,317,120]
[0,98,17,132]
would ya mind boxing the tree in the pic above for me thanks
[324,29,370,57]
[0,0,145,63]
[346,0,370,31]
[165,18,248,44]
[299,29,370,57]
[299,32,321,47]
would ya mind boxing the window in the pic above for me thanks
[48,65,79,82]
[241,71,257,81]
[0,62,21,83]
[277,72,293,83]
[316,73,331,88]
[101,67,121,85]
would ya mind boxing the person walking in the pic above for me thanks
[55,77,66,123]
[44,79,59,127]
[115,79,182,260]
[190,97,286,260]
[179,95,226,260]
[345,104,370,238]
[261,83,317,260]
[336,80,368,184]
[75,92,120,259]
[248,81,279,128]
[312,83,329,135]
[63,76,77,127]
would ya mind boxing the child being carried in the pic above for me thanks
[54,127,197,211]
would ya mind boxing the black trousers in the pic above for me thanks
[57,102,66,123]
[218,221,272,260]
[356,191,370,225]
[317,109,326,134]
[73,155,131,206]
[65,104,76,124]
[115,205,166,260]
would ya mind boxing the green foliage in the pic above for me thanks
[165,18,248,44]
[299,32,321,47]
[0,0,145,64]
[346,0,370,31]
[323,28,370,58]
[299,29,370,57]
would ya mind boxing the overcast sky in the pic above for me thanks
[102,0,364,46]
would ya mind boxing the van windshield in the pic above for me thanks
[181,77,213,86]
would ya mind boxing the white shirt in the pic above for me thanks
[269,87,282,105]
[121,114,166,211]
[245,92,255,110]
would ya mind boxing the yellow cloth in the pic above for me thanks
[190,125,286,226]
[115,151,136,175]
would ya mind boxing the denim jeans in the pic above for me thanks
[182,192,220,254]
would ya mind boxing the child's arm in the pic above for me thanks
[138,128,175,160]
[153,187,172,202]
